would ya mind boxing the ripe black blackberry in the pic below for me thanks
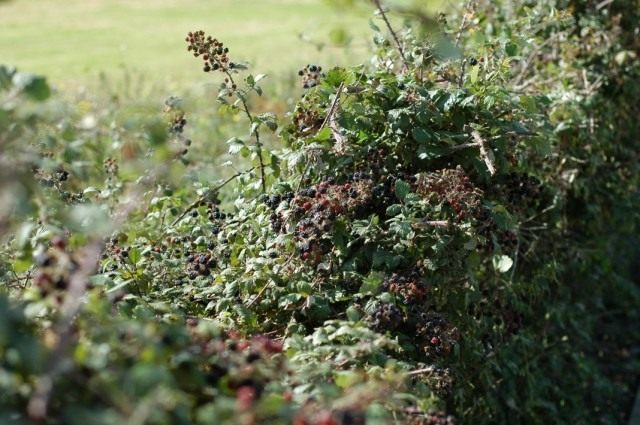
[55,168,69,182]
[186,31,234,74]
[368,303,403,332]
[186,251,216,276]
[334,409,366,425]
[298,64,325,89]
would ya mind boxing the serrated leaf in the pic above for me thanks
[395,180,411,202]
[412,127,430,143]
[359,272,383,295]
[386,204,402,217]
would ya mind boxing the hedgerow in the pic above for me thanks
[1,0,639,424]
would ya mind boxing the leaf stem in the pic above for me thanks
[223,69,267,193]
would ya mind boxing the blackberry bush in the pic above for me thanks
[0,0,639,424]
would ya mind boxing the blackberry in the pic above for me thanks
[334,409,366,425]
[298,64,325,89]
[246,351,261,363]
[369,303,403,332]
[381,272,427,304]
[206,364,228,385]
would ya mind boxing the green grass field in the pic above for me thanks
[0,0,370,89]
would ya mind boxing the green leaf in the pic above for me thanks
[334,370,361,388]
[129,248,141,265]
[258,112,278,132]
[493,255,514,273]
[395,180,411,202]
[505,42,518,57]
[346,306,361,322]
[359,272,383,295]
[411,127,430,143]
[469,65,480,83]
[226,137,245,154]
[386,204,402,217]
[314,127,332,141]
[12,73,51,101]
[520,96,537,113]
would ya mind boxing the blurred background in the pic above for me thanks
[0,0,374,91]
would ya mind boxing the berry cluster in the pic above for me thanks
[265,177,374,261]
[170,113,187,134]
[166,104,192,157]
[103,157,118,175]
[368,303,403,332]
[370,171,419,213]
[381,271,428,305]
[32,236,77,301]
[186,252,216,278]
[416,167,482,221]
[413,312,459,359]
[55,167,69,182]
[293,106,323,134]
[185,327,285,413]
[186,31,234,74]
[207,203,227,222]
[298,64,324,89]
[36,165,71,188]
[474,207,498,243]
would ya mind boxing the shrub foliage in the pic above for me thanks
[0,1,639,424]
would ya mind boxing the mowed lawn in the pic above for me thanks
[0,0,370,88]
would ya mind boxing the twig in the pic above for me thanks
[513,32,564,86]
[296,83,345,191]
[215,60,266,193]
[27,241,103,420]
[455,1,473,48]
[413,220,454,229]
[471,130,496,175]
[320,82,345,130]
[371,0,409,70]
[170,167,254,227]
[595,0,614,10]
[509,230,521,283]
[521,196,559,225]
[456,1,474,87]
[406,366,436,376]
[246,281,272,308]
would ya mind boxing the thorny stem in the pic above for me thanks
[471,130,496,176]
[223,69,267,193]
[371,0,409,71]
[296,82,345,192]
[170,167,255,227]
[456,1,474,87]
